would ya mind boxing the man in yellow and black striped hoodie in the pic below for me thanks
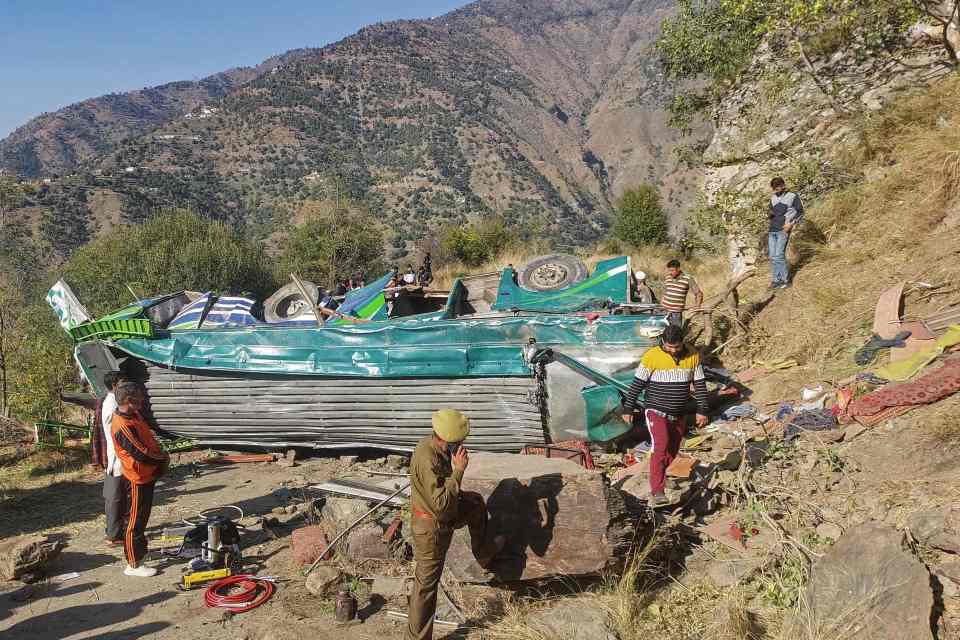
[622,325,708,507]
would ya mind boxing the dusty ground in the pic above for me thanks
[0,451,466,640]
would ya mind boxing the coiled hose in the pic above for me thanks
[204,574,274,613]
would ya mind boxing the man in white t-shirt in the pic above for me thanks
[101,372,127,545]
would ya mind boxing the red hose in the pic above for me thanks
[204,575,274,613]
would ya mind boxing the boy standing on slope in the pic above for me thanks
[111,381,168,577]
[621,325,708,507]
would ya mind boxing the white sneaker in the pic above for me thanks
[124,564,158,577]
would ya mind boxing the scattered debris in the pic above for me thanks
[386,610,459,627]
[340,455,359,465]
[872,282,905,340]
[666,455,698,478]
[204,453,276,464]
[801,522,933,640]
[520,441,595,469]
[50,571,80,583]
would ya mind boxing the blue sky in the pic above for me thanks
[0,0,467,138]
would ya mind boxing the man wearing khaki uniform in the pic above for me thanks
[406,409,503,640]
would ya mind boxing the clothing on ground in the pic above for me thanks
[854,331,911,366]
[103,472,128,541]
[623,345,709,417]
[875,324,960,381]
[783,409,837,443]
[111,410,167,485]
[661,272,701,313]
[647,409,685,495]
[124,478,155,567]
[769,191,804,232]
[719,402,757,421]
[846,356,960,420]
[767,231,790,285]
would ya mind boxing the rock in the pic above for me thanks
[815,522,844,541]
[305,565,345,597]
[936,573,960,599]
[802,429,844,444]
[386,454,407,469]
[445,452,635,583]
[321,497,368,534]
[276,457,298,468]
[527,599,618,640]
[0,535,65,581]
[706,558,760,587]
[908,509,960,554]
[371,575,408,598]
[936,556,960,584]
[340,455,359,465]
[291,525,333,565]
[345,523,390,560]
[286,449,298,461]
[804,522,933,639]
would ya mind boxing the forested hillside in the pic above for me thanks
[1,0,703,259]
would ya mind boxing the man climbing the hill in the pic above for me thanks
[768,176,804,289]
[111,381,169,577]
[621,325,708,507]
[661,259,702,328]
[406,409,504,640]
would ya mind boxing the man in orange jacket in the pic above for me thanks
[111,381,169,577]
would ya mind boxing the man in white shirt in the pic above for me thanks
[101,372,127,545]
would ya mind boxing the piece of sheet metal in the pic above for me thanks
[142,365,546,452]
[310,479,409,506]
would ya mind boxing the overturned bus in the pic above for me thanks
[51,255,667,453]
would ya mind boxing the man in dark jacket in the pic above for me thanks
[768,176,804,289]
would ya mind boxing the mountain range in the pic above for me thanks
[1,0,703,257]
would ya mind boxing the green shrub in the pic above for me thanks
[440,218,512,266]
[611,185,670,248]
[278,209,386,288]
[64,209,277,316]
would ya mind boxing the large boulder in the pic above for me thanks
[804,522,934,639]
[445,452,635,583]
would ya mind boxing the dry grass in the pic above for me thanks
[726,74,960,379]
